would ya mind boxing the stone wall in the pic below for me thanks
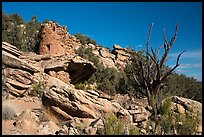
[39,21,80,57]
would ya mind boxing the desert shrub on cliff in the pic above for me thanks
[2,12,41,52]
[91,66,122,95]
[74,33,97,45]
[74,82,92,90]
[29,82,46,98]
[174,112,199,135]
[74,82,86,90]
[147,98,200,135]
[76,46,123,95]
[162,73,202,103]
[76,46,99,65]
[98,113,140,135]
[116,50,146,97]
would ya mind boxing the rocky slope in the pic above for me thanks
[2,21,202,135]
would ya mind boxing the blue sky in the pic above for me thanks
[2,2,202,81]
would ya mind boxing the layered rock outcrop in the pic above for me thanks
[81,43,133,70]
[112,44,132,69]
[2,42,96,96]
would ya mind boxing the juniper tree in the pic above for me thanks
[130,23,185,134]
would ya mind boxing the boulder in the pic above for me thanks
[2,49,39,73]
[3,68,34,85]
[2,42,22,57]
[42,74,118,119]
[67,56,96,84]
[176,104,185,114]
[88,43,96,49]
[171,96,202,133]
[113,44,123,50]
[132,107,151,123]
[172,96,202,114]
[98,48,115,59]
[90,46,117,69]
[2,68,35,97]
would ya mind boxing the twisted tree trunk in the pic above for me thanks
[131,23,185,134]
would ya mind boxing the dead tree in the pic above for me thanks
[132,23,185,124]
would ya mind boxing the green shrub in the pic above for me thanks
[104,113,124,135]
[29,82,45,98]
[89,66,123,95]
[76,46,99,66]
[74,33,97,45]
[129,125,141,135]
[175,112,199,135]
[163,73,202,103]
[76,45,124,95]
[74,83,86,90]
[100,113,140,135]
[2,12,41,52]
[160,97,172,115]
[156,98,199,135]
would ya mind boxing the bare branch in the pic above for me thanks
[146,23,154,60]
[176,50,185,65]
[160,24,179,69]
[133,73,141,86]
[149,59,154,69]
[164,57,172,64]
[146,52,157,65]
[163,28,167,51]
[151,47,157,61]
[168,23,179,49]
[161,50,185,81]
[157,45,163,55]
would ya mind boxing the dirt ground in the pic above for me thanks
[2,95,42,135]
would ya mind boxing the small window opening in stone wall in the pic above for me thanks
[46,44,51,51]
